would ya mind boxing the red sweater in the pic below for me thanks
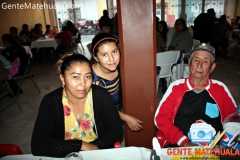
[154,77,237,147]
[55,31,73,46]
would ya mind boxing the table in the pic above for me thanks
[23,46,33,58]
[30,38,61,50]
[1,147,151,160]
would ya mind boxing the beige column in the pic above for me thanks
[107,0,114,18]
[161,0,165,21]
[43,0,57,28]
[179,0,187,20]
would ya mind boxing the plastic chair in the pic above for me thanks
[0,69,22,115]
[156,66,161,95]
[157,130,166,148]
[57,36,78,54]
[0,144,23,155]
[177,39,200,79]
[68,36,77,52]
[12,57,40,95]
[114,141,121,148]
[156,51,180,87]
[75,33,85,54]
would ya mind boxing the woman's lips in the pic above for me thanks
[108,63,116,66]
[77,89,86,93]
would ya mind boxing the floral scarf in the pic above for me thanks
[62,88,97,142]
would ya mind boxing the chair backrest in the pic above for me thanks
[12,56,31,80]
[75,33,79,41]
[156,51,180,78]
[75,33,81,43]
[70,36,76,44]
[193,39,200,47]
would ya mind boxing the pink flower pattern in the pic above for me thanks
[81,119,91,131]
[63,105,71,117]
[65,131,72,139]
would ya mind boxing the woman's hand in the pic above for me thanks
[119,112,143,132]
[124,114,143,132]
[161,45,167,52]
[80,141,99,151]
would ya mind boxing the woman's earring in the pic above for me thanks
[62,84,65,88]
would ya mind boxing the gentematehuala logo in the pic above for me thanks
[189,123,214,143]
[1,2,81,10]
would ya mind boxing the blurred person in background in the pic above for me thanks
[9,27,26,45]
[157,21,172,47]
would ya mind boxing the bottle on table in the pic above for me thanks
[221,105,240,150]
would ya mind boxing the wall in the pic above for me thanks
[82,0,98,21]
[235,0,240,16]
[97,0,108,19]
[0,0,46,45]
[225,0,237,22]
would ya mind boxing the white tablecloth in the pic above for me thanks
[23,46,32,58]
[1,147,151,160]
[30,38,61,50]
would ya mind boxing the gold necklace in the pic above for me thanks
[71,108,81,120]
[69,101,84,120]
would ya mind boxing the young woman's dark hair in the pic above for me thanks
[175,18,188,31]
[22,24,28,29]
[2,34,24,50]
[33,24,40,31]
[66,21,74,27]
[90,33,118,64]
[56,53,91,75]
[158,21,169,44]
[219,15,227,24]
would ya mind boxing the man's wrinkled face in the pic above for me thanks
[189,51,216,80]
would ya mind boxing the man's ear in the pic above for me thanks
[59,74,65,85]
[188,58,191,66]
[210,62,216,73]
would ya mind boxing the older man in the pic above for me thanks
[154,43,237,147]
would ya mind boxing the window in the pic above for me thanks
[185,0,202,27]
[156,0,230,27]
[205,0,225,18]
[165,0,181,27]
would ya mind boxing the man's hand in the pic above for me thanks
[81,141,99,151]
[183,141,198,147]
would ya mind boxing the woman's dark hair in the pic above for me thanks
[56,52,91,75]
[66,21,74,27]
[219,15,227,24]
[22,24,28,29]
[2,34,27,57]
[33,24,40,31]
[2,34,22,48]
[90,33,119,64]
[175,18,188,31]
[158,21,169,43]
